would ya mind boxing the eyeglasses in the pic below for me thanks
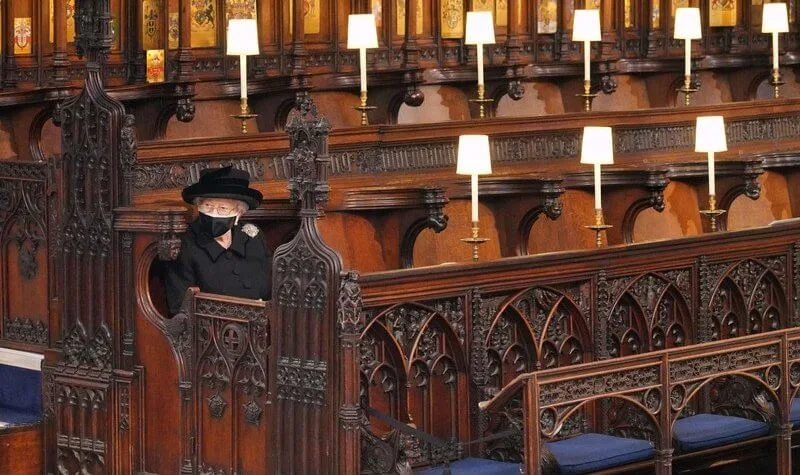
[197,202,237,216]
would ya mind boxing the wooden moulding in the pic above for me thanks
[356,218,800,305]
[136,98,800,165]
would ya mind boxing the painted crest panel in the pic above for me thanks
[147,49,166,83]
[226,0,257,20]
[143,0,162,50]
[191,0,218,47]
[14,18,33,55]
[440,0,464,38]
[710,0,736,26]
[538,0,558,33]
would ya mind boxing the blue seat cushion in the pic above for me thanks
[0,364,42,416]
[545,433,654,474]
[0,407,41,427]
[415,457,521,474]
[673,414,770,452]
[791,399,800,425]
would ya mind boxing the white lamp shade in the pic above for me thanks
[347,14,379,49]
[465,11,496,45]
[572,9,601,42]
[457,135,492,175]
[580,127,614,165]
[695,116,728,152]
[227,19,259,55]
[762,3,789,33]
[674,8,702,39]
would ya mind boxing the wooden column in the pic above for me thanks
[174,0,193,81]
[43,0,141,472]
[506,0,521,64]
[2,0,16,87]
[128,0,145,82]
[52,0,69,85]
[337,273,364,474]
[268,98,343,473]
[403,0,420,68]
[291,0,306,79]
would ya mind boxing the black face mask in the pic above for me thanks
[198,212,237,238]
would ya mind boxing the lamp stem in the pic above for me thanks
[772,32,780,71]
[584,40,590,82]
[684,39,691,79]
[240,54,247,99]
[477,43,484,87]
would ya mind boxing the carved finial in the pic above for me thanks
[286,95,331,212]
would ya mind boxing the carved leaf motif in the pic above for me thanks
[3,317,48,345]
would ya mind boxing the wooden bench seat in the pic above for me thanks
[0,349,43,475]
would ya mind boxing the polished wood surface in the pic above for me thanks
[0,425,43,475]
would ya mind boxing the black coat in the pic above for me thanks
[165,219,272,314]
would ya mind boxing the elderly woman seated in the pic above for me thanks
[165,166,271,314]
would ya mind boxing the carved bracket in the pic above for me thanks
[338,186,449,269]
[565,169,669,245]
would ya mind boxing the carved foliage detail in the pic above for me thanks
[274,240,329,312]
[338,271,365,335]
[63,322,112,370]
[3,317,48,345]
[0,175,48,281]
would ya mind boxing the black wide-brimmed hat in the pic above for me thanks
[181,166,263,210]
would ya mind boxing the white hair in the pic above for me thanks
[193,197,248,213]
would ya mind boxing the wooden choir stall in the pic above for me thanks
[6,0,800,474]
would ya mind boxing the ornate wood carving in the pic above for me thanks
[606,271,693,356]
[794,242,800,328]
[268,94,343,474]
[271,113,800,178]
[0,161,52,348]
[133,157,265,192]
[42,1,142,472]
[3,317,48,345]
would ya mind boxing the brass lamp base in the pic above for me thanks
[677,75,698,106]
[231,97,258,134]
[576,80,598,112]
[461,222,489,262]
[700,194,726,232]
[353,91,377,126]
[769,69,784,99]
[585,209,612,248]
[469,84,494,119]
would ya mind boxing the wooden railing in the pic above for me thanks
[479,326,800,474]
[354,219,800,470]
